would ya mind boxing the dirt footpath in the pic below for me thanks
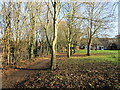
[2,59,50,88]
[2,53,66,88]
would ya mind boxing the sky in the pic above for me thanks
[118,1,120,35]
[0,0,119,2]
[0,0,119,38]
[111,1,119,37]
[110,2,118,38]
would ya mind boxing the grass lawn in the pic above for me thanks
[73,50,119,64]
[17,50,120,89]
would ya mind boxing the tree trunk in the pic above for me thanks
[29,12,35,59]
[31,42,34,58]
[87,39,92,56]
[50,1,59,70]
[6,5,13,65]
[34,40,38,57]
[70,46,72,56]
[67,26,71,58]
[50,45,56,70]
[28,36,32,59]
[73,47,75,54]
[87,43,90,56]
[67,43,71,58]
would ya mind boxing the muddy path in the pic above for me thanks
[2,59,50,88]
[2,53,67,89]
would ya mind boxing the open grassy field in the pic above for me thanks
[73,50,119,64]
[15,50,120,89]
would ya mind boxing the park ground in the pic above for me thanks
[1,50,120,89]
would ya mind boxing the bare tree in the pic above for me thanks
[63,2,82,57]
[1,2,14,64]
[39,1,60,70]
[83,2,114,56]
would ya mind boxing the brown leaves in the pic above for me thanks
[16,61,119,89]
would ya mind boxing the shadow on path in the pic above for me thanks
[14,67,50,71]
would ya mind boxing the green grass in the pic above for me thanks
[76,49,119,54]
[64,50,120,65]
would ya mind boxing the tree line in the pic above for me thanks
[0,1,116,70]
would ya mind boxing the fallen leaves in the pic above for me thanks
[16,60,120,89]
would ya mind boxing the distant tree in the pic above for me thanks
[115,35,120,49]
[83,2,114,56]
[63,2,82,58]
